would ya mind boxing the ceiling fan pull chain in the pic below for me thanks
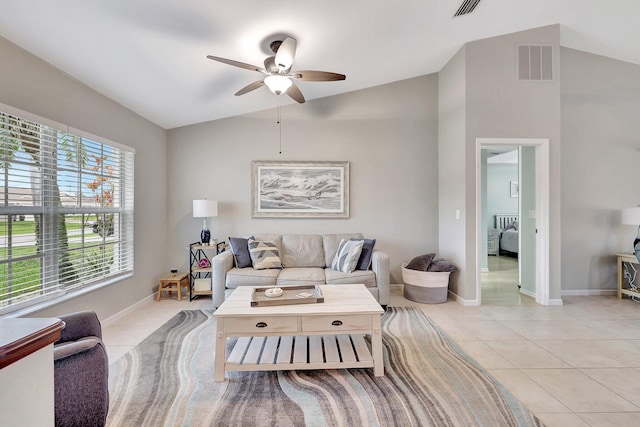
[277,98,283,155]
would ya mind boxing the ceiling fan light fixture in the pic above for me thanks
[264,75,292,95]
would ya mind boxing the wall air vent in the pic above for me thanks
[518,45,553,81]
[454,0,482,17]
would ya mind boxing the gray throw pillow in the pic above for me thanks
[427,258,458,272]
[350,238,376,270]
[405,253,436,271]
[229,236,254,268]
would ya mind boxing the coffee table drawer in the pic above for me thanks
[225,316,298,334]
[301,314,371,332]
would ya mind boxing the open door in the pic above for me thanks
[476,138,550,305]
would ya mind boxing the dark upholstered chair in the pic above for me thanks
[54,311,109,427]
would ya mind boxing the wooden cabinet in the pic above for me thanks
[189,241,226,300]
[487,228,500,256]
[617,253,640,299]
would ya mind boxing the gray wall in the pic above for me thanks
[560,47,640,292]
[438,47,467,296]
[167,75,440,284]
[0,36,168,319]
[439,25,562,303]
[462,25,563,302]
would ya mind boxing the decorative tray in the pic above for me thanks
[250,285,324,307]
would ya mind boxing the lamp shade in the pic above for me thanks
[622,207,640,225]
[264,75,292,95]
[193,200,218,218]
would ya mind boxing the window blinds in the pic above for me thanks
[0,107,134,313]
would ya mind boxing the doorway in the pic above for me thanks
[481,146,525,304]
[475,138,550,306]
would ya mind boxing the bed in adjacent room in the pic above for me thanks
[495,214,518,256]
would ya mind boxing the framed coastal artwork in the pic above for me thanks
[251,160,350,218]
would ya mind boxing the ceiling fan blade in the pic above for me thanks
[286,82,305,104]
[275,37,297,71]
[235,80,265,96]
[290,70,346,81]
[206,55,267,74]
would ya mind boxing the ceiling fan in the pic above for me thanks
[206,36,345,104]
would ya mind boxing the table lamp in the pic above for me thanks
[622,206,640,263]
[193,199,218,245]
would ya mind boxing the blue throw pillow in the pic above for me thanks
[228,236,254,268]
[351,238,376,270]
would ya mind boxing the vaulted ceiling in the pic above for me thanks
[0,0,638,129]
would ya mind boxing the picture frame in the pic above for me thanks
[510,180,519,198]
[252,160,349,218]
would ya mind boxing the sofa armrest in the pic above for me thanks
[211,251,234,308]
[371,250,390,306]
[56,311,102,343]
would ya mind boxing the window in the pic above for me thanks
[0,105,134,314]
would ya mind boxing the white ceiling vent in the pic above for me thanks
[454,0,482,17]
[518,45,553,81]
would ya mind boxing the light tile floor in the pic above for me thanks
[103,277,640,427]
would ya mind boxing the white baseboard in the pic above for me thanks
[480,267,489,273]
[102,294,155,327]
[449,290,480,306]
[561,289,617,297]
[519,288,536,298]
[548,299,564,306]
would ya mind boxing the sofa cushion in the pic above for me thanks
[248,239,283,270]
[325,269,377,288]
[281,234,325,268]
[275,267,325,286]
[323,233,364,267]
[351,238,376,270]
[331,239,364,273]
[225,267,279,288]
[228,236,253,268]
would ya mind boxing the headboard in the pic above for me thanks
[495,214,518,230]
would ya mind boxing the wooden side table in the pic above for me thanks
[617,253,640,299]
[157,272,190,301]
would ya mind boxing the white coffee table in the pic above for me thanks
[213,284,385,381]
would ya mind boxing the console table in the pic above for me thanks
[617,253,640,299]
[0,317,64,426]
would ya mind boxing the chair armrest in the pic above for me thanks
[211,251,234,308]
[371,250,390,306]
[56,311,102,343]
[54,337,103,361]
[54,337,109,426]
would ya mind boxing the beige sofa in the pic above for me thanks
[211,233,389,308]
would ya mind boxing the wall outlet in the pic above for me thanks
[455,209,460,219]
[528,210,536,218]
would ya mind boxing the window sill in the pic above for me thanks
[1,272,133,319]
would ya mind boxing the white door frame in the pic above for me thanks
[475,138,550,305]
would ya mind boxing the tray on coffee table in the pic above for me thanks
[250,284,324,307]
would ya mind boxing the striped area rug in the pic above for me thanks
[107,307,543,426]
